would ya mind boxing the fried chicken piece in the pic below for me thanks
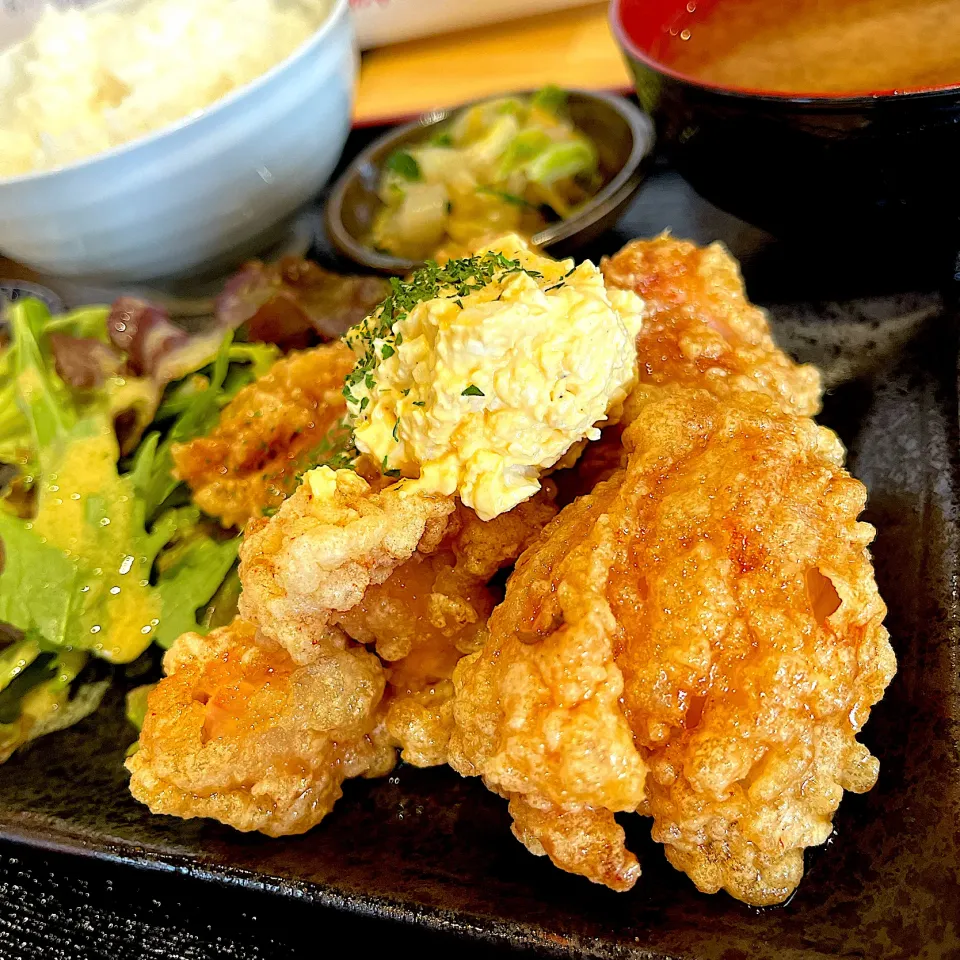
[238,468,457,663]
[602,235,822,418]
[570,235,823,497]
[348,494,559,767]
[239,460,557,765]
[340,493,559,665]
[448,484,649,891]
[128,484,556,832]
[382,683,457,769]
[343,519,492,769]
[615,388,893,904]
[451,386,894,904]
[171,341,356,529]
[127,619,395,836]
[508,796,641,892]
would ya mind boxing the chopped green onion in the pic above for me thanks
[477,186,534,208]
[530,84,568,114]
[524,140,597,186]
[384,150,422,181]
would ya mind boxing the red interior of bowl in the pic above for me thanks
[615,0,711,64]
[611,0,960,100]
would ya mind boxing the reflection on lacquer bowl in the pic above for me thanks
[0,0,355,284]
[610,0,960,245]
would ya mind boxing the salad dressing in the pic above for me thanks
[30,423,162,663]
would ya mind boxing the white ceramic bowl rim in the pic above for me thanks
[0,0,348,187]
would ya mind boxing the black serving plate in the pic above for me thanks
[1,166,958,958]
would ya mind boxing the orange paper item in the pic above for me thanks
[354,3,631,126]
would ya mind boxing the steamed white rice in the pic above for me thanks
[0,0,331,178]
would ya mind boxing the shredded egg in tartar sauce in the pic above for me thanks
[341,235,644,521]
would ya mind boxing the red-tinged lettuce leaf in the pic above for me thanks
[107,298,191,376]
[1,299,221,467]
[106,297,227,390]
[216,256,391,349]
[49,333,124,390]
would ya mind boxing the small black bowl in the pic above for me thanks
[325,89,654,274]
[611,0,960,247]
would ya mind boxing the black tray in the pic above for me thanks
[1,166,958,959]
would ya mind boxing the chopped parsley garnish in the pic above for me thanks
[544,264,578,292]
[412,400,425,407]
[385,150,421,181]
[461,384,484,397]
[326,449,358,472]
[342,251,543,416]
[295,419,358,479]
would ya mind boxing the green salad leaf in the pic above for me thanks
[0,344,31,470]
[0,304,115,470]
[150,507,239,649]
[0,302,183,662]
[44,305,112,341]
[201,567,243,632]
[0,640,108,762]
[0,296,283,760]
[125,683,153,732]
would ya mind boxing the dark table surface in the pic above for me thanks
[0,157,951,959]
